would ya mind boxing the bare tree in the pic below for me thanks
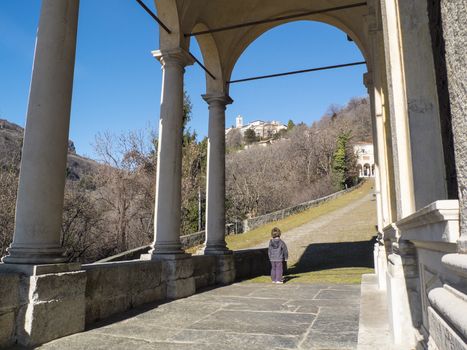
[0,160,19,257]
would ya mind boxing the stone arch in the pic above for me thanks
[224,14,369,83]
[188,23,226,93]
[154,0,185,50]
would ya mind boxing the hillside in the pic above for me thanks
[0,119,99,180]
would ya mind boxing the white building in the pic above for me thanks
[227,115,287,139]
[354,142,375,177]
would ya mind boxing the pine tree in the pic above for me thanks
[332,132,353,190]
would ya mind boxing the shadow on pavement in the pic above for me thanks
[287,236,377,275]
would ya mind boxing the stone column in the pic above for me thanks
[203,93,233,255]
[367,2,393,227]
[142,48,196,299]
[149,48,194,256]
[202,93,236,285]
[364,72,384,233]
[0,2,87,346]
[2,0,80,265]
[380,0,416,219]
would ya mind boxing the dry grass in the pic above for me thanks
[226,180,373,251]
[247,267,375,284]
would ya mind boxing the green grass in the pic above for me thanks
[226,180,373,251]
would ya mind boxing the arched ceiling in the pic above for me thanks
[155,0,370,93]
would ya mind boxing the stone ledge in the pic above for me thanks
[428,286,467,340]
[0,262,81,276]
[396,200,459,243]
[442,254,467,278]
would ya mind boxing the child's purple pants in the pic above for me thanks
[271,261,283,282]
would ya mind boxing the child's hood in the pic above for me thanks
[270,238,281,249]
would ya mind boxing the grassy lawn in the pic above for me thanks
[233,179,377,284]
[226,180,373,251]
[188,180,376,284]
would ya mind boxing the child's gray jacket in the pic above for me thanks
[268,238,288,262]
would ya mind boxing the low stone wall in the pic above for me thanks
[192,255,216,290]
[97,231,206,263]
[234,248,270,281]
[181,231,206,248]
[243,183,363,232]
[0,273,20,348]
[83,260,166,324]
[0,247,270,347]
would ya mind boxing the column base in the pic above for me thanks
[1,245,67,265]
[203,243,232,256]
[147,241,185,255]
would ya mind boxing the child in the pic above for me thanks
[268,227,288,284]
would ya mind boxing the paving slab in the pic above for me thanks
[32,282,361,350]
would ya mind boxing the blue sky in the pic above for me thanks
[0,0,367,157]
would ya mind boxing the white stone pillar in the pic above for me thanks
[395,0,447,210]
[149,48,194,256]
[380,0,416,219]
[203,93,233,255]
[364,72,384,233]
[2,0,80,264]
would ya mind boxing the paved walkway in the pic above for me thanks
[38,283,361,350]
[35,185,377,349]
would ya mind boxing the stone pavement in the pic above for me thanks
[35,282,361,350]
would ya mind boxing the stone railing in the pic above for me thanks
[97,231,207,263]
[243,182,364,232]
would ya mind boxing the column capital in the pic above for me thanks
[152,48,195,69]
[202,93,233,107]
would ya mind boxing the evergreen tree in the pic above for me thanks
[244,129,257,144]
[287,119,295,131]
[332,132,354,190]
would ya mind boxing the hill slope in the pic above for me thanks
[0,119,98,180]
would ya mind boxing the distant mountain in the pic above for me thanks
[0,119,99,180]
